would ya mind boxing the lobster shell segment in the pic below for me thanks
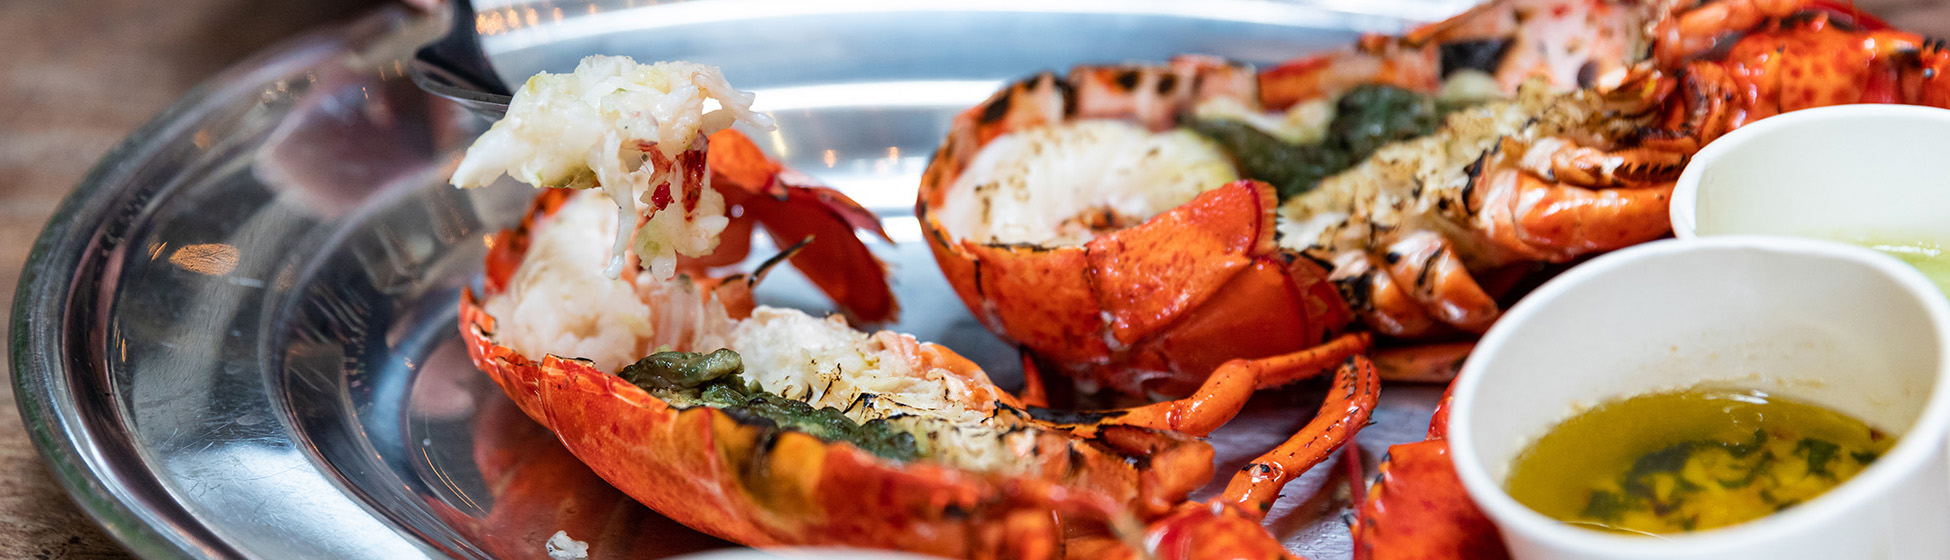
[1084,180,1276,346]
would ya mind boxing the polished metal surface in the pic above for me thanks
[14,2,1449,558]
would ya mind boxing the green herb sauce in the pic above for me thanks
[1189,84,1448,201]
[619,349,921,462]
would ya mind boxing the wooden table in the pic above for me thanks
[2,0,1947,557]
[0,2,390,557]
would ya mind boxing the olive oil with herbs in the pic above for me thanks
[1505,388,1894,535]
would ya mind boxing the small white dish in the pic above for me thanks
[1671,104,1950,242]
[1449,237,1950,559]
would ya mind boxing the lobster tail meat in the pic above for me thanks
[1276,80,1686,337]
[451,55,895,323]
[451,56,771,279]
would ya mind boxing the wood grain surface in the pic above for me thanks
[1,1,1947,558]
[1,2,388,557]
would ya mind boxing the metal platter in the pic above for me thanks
[12,1,1464,558]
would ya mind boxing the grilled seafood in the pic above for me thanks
[919,58,1368,399]
[452,56,894,322]
[1279,78,1678,337]
[1643,0,1939,153]
[454,56,1381,558]
[920,9,1674,394]
[459,186,1378,558]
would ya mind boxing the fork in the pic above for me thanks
[409,0,513,118]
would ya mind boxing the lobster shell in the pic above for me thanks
[917,60,1358,398]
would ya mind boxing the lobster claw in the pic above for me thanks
[695,129,899,323]
[1063,501,1298,560]
[1351,382,1511,560]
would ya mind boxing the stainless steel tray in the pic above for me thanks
[12,2,1456,558]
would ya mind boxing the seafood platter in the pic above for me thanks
[19,0,1950,558]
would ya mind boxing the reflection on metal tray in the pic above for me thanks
[12,1,1450,558]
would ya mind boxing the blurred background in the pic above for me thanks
[2,0,1947,557]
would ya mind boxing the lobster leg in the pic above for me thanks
[1084,356,1381,560]
[1372,342,1475,383]
[1220,355,1380,518]
[1101,332,1370,438]
[1529,143,1689,190]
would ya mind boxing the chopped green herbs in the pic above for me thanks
[1796,438,1841,478]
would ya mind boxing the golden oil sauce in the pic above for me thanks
[1505,388,1895,535]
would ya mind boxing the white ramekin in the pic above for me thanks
[1449,237,1950,559]
[1671,104,1950,241]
